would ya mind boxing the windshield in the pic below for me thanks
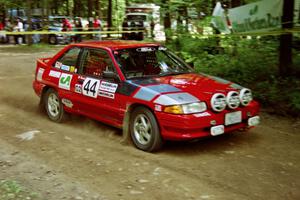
[114,46,194,79]
[126,15,147,21]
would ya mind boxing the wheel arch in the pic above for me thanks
[40,86,52,107]
[122,103,157,144]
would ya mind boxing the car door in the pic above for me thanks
[74,47,123,126]
[48,46,82,112]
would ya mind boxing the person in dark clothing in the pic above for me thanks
[74,17,83,42]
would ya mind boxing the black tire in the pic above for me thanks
[129,107,163,152]
[48,35,58,45]
[44,88,65,122]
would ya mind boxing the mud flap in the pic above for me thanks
[121,109,132,145]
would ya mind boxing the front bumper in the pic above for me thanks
[155,101,260,140]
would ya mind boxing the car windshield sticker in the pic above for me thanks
[136,47,156,52]
[158,46,167,51]
[55,61,62,69]
[37,68,44,81]
[82,77,100,98]
[99,90,115,99]
[49,70,61,78]
[75,84,82,94]
[60,64,70,71]
[99,81,118,93]
[59,73,73,90]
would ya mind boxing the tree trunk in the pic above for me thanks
[66,0,69,16]
[107,0,112,37]
[88,0,93,18]
[279,0,294,77]
[95,0,101,18]
[162,0,171,29]
[231,0,242,8]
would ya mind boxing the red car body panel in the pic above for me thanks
[33,41,260,141]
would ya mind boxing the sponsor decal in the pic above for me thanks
[136,47,156,52]
[98,90,115,99]
[194,112,211,118]
[49,70,61,78]
[99,81,118,93]
[62,98,73,108]
[155,105,162,111]
[158,46,167,51]
[75,84,82,94]
[37,68,44,81]
[60,64,70,71]
[59,73,72,90]
[70,66,76,73]
[82,77,100,98]
[55,61,62,69]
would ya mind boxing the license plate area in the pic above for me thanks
[225,111,242,126]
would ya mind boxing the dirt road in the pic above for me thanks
[0,46,299,200]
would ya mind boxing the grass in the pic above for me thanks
[0,180,39,200]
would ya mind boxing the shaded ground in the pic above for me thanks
[0,45,299,200]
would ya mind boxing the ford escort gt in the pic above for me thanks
[33,41,260,152]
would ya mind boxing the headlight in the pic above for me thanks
[211,93,226,112]
[164,102,207,114]
[239,88,253,106]
[226,91,240,109]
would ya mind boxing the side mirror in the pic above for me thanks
[102,71,119,81]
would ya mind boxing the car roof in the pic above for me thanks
[74,40,160,50]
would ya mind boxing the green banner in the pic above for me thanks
[228,0,283,33]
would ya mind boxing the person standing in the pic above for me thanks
[13,18,24,44]
[93,16,101,40]
[62,18,72,43]
[0,19,5,43]
[74,17,83,43]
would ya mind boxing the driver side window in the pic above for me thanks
[80,48,115,77]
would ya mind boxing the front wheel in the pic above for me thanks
[130,107,163,152]
[44,89,65,122]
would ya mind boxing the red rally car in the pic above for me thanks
[33,41,260,152]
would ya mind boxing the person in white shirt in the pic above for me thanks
[13,18,24,44]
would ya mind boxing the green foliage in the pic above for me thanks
[167,33,300,116]
[0,180,38,200]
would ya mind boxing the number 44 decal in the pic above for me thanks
[82,78,100,98]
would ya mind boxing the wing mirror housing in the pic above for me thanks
[102,71,119,81]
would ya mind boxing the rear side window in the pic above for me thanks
[53,47,81,73]
[80,48,115,77]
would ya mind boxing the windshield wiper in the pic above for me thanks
[159,71,188,77]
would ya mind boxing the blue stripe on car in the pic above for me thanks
[134,84,181,101]
[154,92,199,105]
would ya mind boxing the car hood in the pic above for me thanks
[130,73,243,104]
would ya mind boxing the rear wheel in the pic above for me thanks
[44,89,65,122]
[48,35,58,45]
[130,107,163,152]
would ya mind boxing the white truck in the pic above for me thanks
[122,4,161,40]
